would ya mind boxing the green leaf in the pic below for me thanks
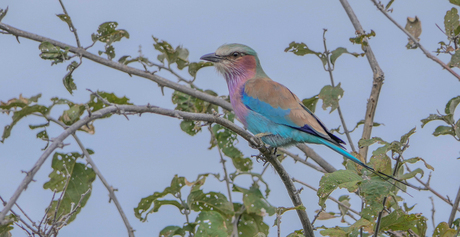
[434,222,457,237]
[349,119,382,133]
[188,190,234,217]
[134,175,187,221]
[152,36,190,68]
[378,209,428,236]
[349,30,376,49]
[433,125,455,137]
[63,71,77,94]
[233,184,276,216]
[159,225,185,237]
[445,8,460,37]
[234,203,269,237]
[284,42,327,67]
[445,96,460,115]
[319,226,347,237]
[421,114,452,128]
[330,47,364,66]
[358,136,387,148]
[180,120,201,136]
[399,168,424,180]
[451,0,460,7]
[39,42,69,65]
[346,218,373,234]
[188,61,213,78]
[301,95,319,113]
[317,170,362,208]
[56,14,73,30]
[94,22,129,44]
[287,230,304,237]
[59,104,85,126]
[448,50,460,68]
[0,7,8,22]
[195,211,229,237]
[400,127,416,145]
[360,178,392,219]
[403,157,434,171]
[0,214,15,236]
[87,91,132,119]
[318,83,344,113]
[43,152,96,224]
[1,96,48,142]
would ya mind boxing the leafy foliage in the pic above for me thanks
[39,42,70,65]
[421,96,460,140]
[43,151,96,224]
[318,83,344,113]
[92,22,129,60]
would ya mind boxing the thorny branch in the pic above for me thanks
[371,0,460,82]
[0,103,315,236]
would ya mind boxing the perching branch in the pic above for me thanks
[0,22,232,111]
[0,103,314,236]
[371,0,460,82]
[338,0,385,162]
[322,29,356,152]
[279,148,326,173]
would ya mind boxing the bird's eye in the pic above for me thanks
[232,52,239,57]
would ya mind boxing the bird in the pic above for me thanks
[200,43,409,186]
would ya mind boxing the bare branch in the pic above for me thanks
[73,134,135,237]
[279,148,326,173]
[0,22,232,111]
[448,186,460,227]
[370,0,460,82]
[339,0,385,161]
[296,144,337,173]
[58,0,81,49]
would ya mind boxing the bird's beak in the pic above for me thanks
[200,53,221,62]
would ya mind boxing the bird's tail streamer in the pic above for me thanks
[319,139,417,195]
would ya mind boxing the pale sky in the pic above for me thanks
[1,0,459,236]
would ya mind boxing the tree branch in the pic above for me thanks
[0,104,314,236]
[73,134,135,237]
[370,0,460,82]
[296,144,337,173]
[279,148,326,173]
[0,22,232,111]
[339,0,385,161]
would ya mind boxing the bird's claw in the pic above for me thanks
[251,152,269,166]
[249,136,264,149]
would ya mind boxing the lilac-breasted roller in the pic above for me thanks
[200,43,404,183]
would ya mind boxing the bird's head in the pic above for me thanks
[200,44,266,80]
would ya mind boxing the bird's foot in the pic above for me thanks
[249,136,264,149]
[251,152,269,166]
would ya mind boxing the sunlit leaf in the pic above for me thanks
[433,222,457,237]
[433,125,455,137]
[56,14,73,30]
[445,96,460,115]
[180,120,201,136]
[195,211,229,237]
[233,203,269,237]
[448,50,460,68]
[445,8,460,37]
[360,178,392,219]
[403,157,434,171]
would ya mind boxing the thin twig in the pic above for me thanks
[322,29,356,152]
[278,148,326,173]
[339,0,385,162]
[73,134,135,237]
[371,0,460,82]
[429,197,436,229]
[58,0,81,48]
[448,186,460,227]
